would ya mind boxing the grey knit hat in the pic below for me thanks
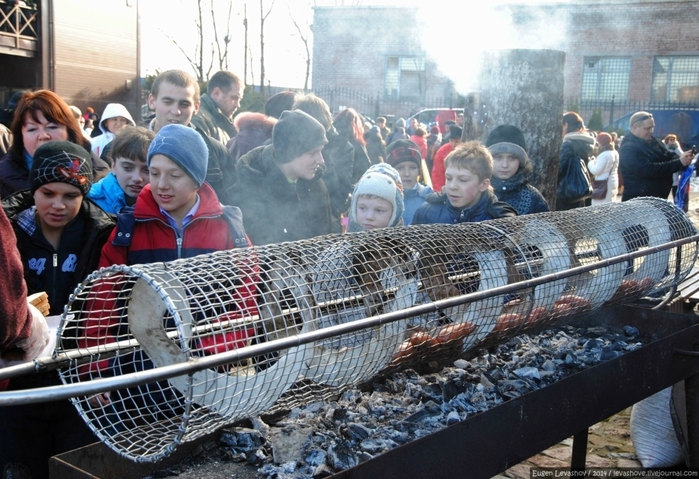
[30,141,93,196]
[273,110,328,164]
[147,124,208,187]
[485,124,530,166]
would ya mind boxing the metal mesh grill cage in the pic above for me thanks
[55,197,698,462]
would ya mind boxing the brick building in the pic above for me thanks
[311,1,699,128]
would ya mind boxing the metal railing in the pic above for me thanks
[0,0,39,53]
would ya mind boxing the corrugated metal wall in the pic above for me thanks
[51,0,140,121]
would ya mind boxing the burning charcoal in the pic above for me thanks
[623,325,640,337]
[327,442,359,470]
[514,366,541,379]
[305,448,327,467]
[359,438,390,454]
[346,422,373,441]
[541,359,556,371]
[583,338,603,350]
[312,463,334,478]
[446,410,461,425]
[453,359,470,369]
[600,346,618,360]
[220,449,246,462]
[246,448,268,466]
[479,373,495,391]
[440,379,461,402]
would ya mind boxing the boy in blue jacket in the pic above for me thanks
[412,141,516,225]
[88,126,154,214]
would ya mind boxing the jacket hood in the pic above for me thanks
[234,112,276,133]
[563,131,595,145]
[99,103,136,134]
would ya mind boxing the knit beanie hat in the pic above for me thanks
[273,110,328,164]
[386,139,422,169]
[486,125,530,166]
[147,124,208,187]
[348,163,404,232]
[597,132,613,147]
[30,140,93,196]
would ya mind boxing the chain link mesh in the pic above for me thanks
[54,197,698,461]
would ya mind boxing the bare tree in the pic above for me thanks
[211,0,233,71]
[259,0,276,94]
[288,5,311,93]
[165,0,231,83]
[243,4,249,85]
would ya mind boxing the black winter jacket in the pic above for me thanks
[619,132,683,201]
[2,190,116,315]
[224,144,333,246]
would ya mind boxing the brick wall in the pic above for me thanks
[311,1,699,109]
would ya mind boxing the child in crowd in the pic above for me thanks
[90,103,135,158]
[431,124,463,192]
[84,123,257,406]
[347,163,405,232]
[385,139,433,225]
[0,140,115,479]
[88,126,155,214]
[485,125,549,215]
[412,141,517,225]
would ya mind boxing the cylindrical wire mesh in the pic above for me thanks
[50,197,697,462]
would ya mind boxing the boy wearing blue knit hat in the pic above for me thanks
[99,123,253,266]
[86,123,258,409]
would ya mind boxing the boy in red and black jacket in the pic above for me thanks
[83,124,258,406]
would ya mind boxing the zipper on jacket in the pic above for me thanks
[51,253,58,308]
[176,236,183,259]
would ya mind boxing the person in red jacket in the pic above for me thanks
[0,207,48,364]
[84,124,258,408]
[431,124,463,192]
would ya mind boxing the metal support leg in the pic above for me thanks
[570,428,588,470]
[686,372,699,467]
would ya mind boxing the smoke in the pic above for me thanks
[415,1,570,94]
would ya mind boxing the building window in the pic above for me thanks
[385,56,425,99]
[581,57,631,103]
[652,56,699,103]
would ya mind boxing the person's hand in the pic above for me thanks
[88,392,111,408]
[680,150,694,166]
[15,303,50,361]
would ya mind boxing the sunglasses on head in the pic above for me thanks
[632,113,653,125]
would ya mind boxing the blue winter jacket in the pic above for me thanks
[412,189,517,225]
[88,172,129,214]
[403,182,433,225]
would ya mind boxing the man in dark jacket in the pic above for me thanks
[191,70,242,145]
[223,110,333,245]
[147,69,236,201]
[619,111,693,201]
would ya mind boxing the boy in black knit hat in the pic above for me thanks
[225,109,333,245]
[486,124,549,215]
[0,140,115,479]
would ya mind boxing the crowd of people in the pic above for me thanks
[0,68,696,477]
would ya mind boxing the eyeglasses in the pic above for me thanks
[631,113,653,125]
